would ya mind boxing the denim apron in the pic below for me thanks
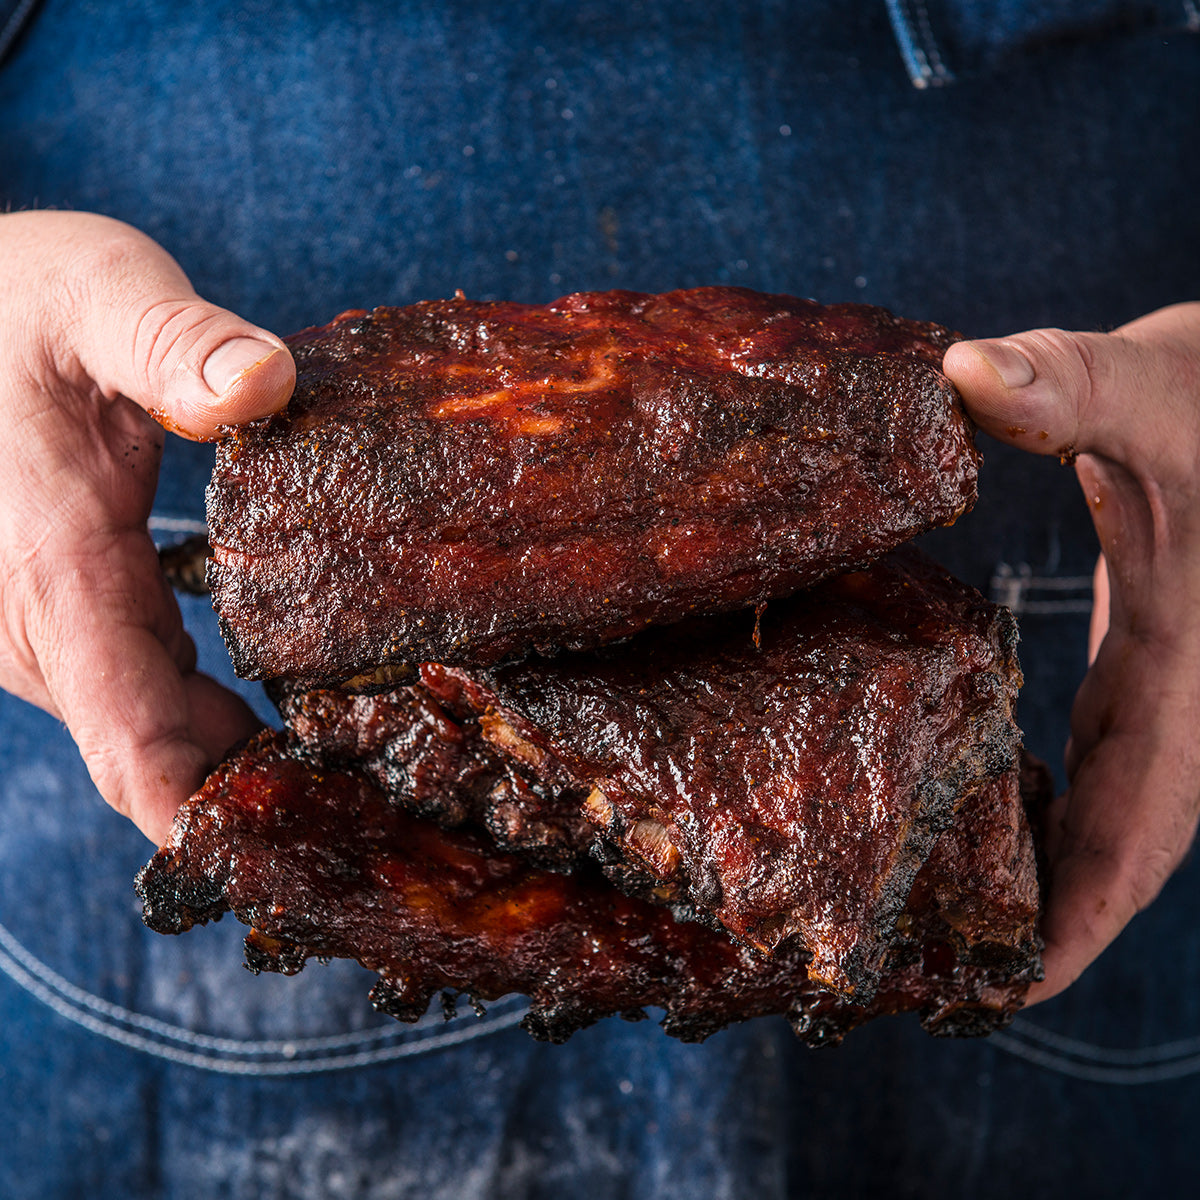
[1,2,1198,1196]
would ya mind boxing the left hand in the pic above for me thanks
[943,303,1200,1003]
[0,211,295,844]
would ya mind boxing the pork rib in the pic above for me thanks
[271,681,594,871]
[267,550,1023,1002]
[207,288,977,685]
[418,548,1023,1000]
[136,732,1044,1046]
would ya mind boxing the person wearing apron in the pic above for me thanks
[1,3,1198,1196]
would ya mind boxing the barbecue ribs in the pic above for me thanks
[136,730,1045,1045]
[415,547,1024,1000]
[269,549,1023,1001]
[141,289,1042,1045]
[139,548,1039,1039]
[207,288,978,686]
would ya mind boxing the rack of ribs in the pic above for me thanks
[207,288,978,686]
[419,548,1022,1001]
[139,550,1042,1040]
[135,732,1045,1046]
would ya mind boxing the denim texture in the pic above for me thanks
[1,2,1199,1197]
[886,0,1200,84]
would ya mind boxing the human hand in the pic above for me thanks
[0,211,295,844]
[943,303,1200,1002]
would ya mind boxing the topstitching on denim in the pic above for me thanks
[884,0,956,87]
[0,914,529,1074]
[9,909,1200,1083]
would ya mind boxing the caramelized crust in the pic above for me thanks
[136,733,1042,1045]
[207,288,977,684]
[272,682,594,870]
[420,548,1022,1000]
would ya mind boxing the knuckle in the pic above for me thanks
[1126,841,1180,913]
[132,298,205,382]
[65,222,160,320]
[1027,327,1102,414]
[78,737,131,816]
[131,301,237,402]
[48,219,201,403]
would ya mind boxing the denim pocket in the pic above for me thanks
[886,0,1200,87]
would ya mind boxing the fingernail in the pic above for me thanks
[971,340,1036,390]
[202,337,281,396]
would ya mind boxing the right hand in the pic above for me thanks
[945,303,1200,1001]
[0,211,295,844]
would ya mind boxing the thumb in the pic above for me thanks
[39,212,295,439]
[942,305,1200,476]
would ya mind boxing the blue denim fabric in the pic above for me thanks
[886,0,1200,85]
[1,2,1199,1197]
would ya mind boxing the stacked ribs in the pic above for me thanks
[139,287,1045,1045]
[206,287,977,683]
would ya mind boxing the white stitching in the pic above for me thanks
[0,916,528,1073]
[1006,1016,1200,1066]
[148,516,208,535]
[11,911,1200,1081]
[0,917,406,1052]
[998,575,1095,591]
[993,1021,1200,1085]
[989,563,1093,615]
[885,0,956,88]
[1014,600,1094,615]
[909,0,953,83]
[883,0,935,88]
